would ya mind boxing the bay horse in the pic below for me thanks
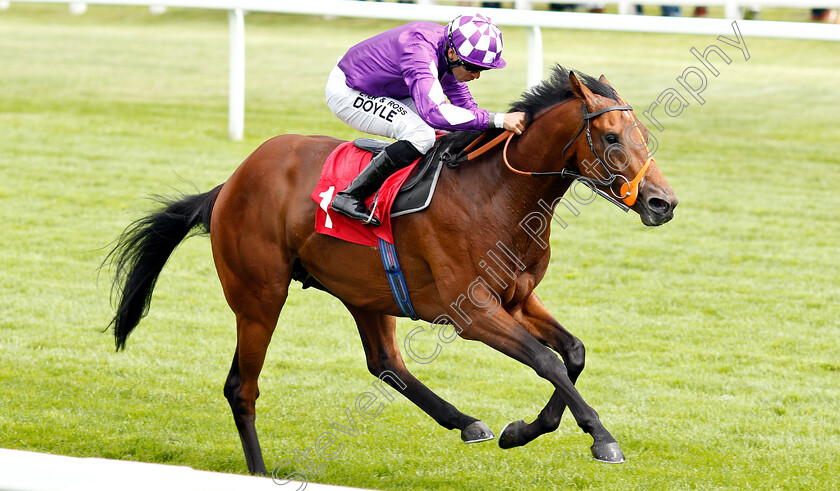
[107,66,677,475]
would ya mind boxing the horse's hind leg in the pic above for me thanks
[344,305,493,443]
[498,293,588,449]
[216,248,290,475]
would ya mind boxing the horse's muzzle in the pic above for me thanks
[638,185,678,226]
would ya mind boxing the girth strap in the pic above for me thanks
[378,238,419,321]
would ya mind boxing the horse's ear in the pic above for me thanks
[599,74,623,101]
[569,71,595,106]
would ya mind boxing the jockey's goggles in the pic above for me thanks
[450,57,490,73]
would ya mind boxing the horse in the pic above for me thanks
[106,66,677,475]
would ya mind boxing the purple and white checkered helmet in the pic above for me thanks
[446,14,506,69]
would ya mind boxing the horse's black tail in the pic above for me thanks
[105,184,223,351]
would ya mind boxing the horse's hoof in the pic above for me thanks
[591,442,626,463]
[498,419,528,449]
[461,421,494,443]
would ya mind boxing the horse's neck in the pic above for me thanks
[442,115,578,266]
[492,103,581,220]
[513,101,582,174]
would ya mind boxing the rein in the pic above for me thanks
[455,101,653,211]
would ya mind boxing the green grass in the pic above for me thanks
[1,5,839,490]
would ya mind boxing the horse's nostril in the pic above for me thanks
[648,197,671,215]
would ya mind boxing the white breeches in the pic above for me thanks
[324,64,436,154]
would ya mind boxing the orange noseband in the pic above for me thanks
[619,157,652,206]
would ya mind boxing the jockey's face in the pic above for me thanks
[447,49,483,83]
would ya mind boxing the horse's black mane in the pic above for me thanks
[439,65,618,151]
[510,65,618,121]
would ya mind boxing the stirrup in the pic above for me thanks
[363,191,380,225]
[331,191,381,227]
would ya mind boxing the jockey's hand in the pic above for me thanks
[504,112,527,135]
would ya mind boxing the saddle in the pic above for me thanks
[301,133,482,294]
[352,136,459,217]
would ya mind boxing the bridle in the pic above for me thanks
[458,100,654,212]
[559,102,653,210]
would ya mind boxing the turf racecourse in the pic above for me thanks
[1,5,839,490]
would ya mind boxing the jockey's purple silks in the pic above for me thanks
[337,21,494,132]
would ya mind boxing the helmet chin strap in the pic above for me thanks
[444,22,464,74]
[444,50,458,74]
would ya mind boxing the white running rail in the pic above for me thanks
[4,0,839,139]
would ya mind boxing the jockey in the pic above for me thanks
[325,14,527,226]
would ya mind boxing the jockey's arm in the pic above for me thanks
[448,84,526,134]
[401,47,490,132]
[401,47,526,134]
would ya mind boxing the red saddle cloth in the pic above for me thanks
[312,142,419,247]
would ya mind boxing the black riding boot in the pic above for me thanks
[331,141,422,227]
[331,151,399,227]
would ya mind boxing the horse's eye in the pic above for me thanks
[605,133,619,145]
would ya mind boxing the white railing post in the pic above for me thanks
[725,0,743,18]
[526,25,543,88]
[618,0,634,15]
[0,2,10,11]
[69,2,87,14]
[228,8,245,141]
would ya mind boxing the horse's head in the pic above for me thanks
[567,72,678,226]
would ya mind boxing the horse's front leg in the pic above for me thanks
[459,306,625,463]
[497,294,602,449]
